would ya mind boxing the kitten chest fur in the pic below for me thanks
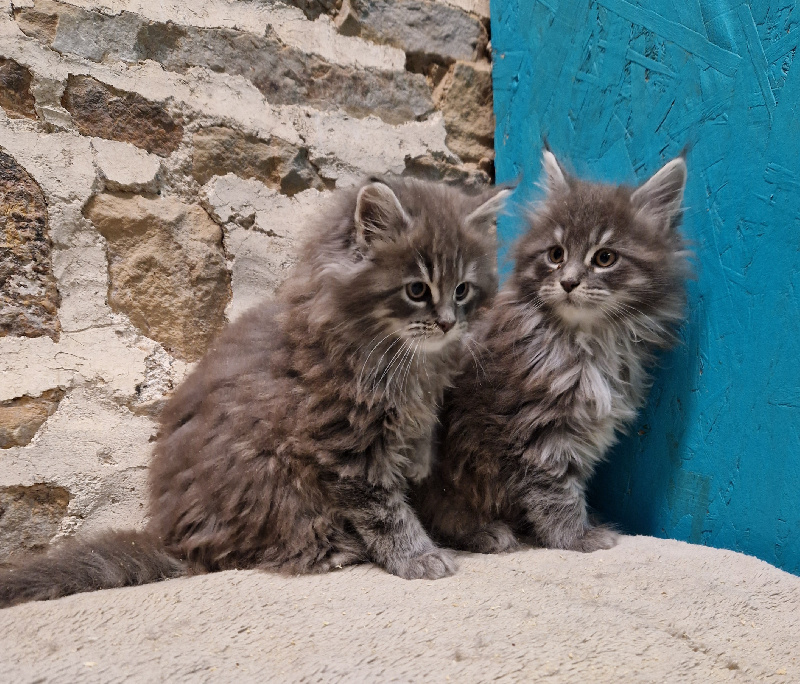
[491,297,647,479]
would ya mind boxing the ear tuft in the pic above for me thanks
[541,148,569,195]
[354,182,410,247]
[465,186,513,233]
[631,157,687,228]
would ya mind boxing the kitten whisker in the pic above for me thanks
[388,340,414,395]
[358,329,398,391]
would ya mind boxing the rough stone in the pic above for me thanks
[403,151,490,187]
[433,59,494,163]
[278,0,342,21]
[346,0,486,68]
[0,57,38,120]
[201,176,327,319]
[13,2,430,124]
[83,193,230,361]
[130,346,178,416]
[12,1,59,44]
[91,138,161,193]
[15,0,404,72]
[435,0,490,18]
[138,24,433,125]
[0,484,71,562]
[0,388,64,449]
[0,386,158,541]
[0,148,61,341]
[295,110,451,186]
[192,127,328,196]
[0,325,186,405]
[61,75,183,157]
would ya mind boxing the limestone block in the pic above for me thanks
[434,0,489,19]
[0,484,70,561]
[0,325,186,406]
[139,24,433,125]
[22,0,404,71]
[91,138,161,193]
[402,152,490,187]
[277,0,341,21]
[0,387,158,544]
[61,75,183,157]
[0,126,96,205]
[192,127,327,196]
[12,1,59,44]
[294,110,451,186]
[0,148,61,341]
[434,60,494,163]
[0,388,64,449]
[346,0,486,67]
[12,2,430,125]
[51,241,113,332]
[84,193,230,361]
[0,57,37,119]
[202,175,326,319]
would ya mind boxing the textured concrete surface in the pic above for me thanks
[1,536,798,682]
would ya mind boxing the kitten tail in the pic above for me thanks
[0,530,185,608]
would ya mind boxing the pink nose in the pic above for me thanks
[561,279,580,293]
[436,319,454,333]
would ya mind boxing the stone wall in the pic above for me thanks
[0,0,494,560]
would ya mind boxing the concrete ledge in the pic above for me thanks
[2,536,797,681]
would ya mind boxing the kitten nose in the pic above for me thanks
[560,278,580,293]
[436,318,455,333]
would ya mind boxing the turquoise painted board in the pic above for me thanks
[491,0,800,573]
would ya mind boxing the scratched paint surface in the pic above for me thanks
[492,0,800,573]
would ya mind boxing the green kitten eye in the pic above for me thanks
[593,249,617,268]
[454,282,470,303]
[548,246,565,264]
[406,281,429,301]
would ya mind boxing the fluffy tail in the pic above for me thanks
[0,530,186,608]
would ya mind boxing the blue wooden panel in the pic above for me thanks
[492,0,800,573]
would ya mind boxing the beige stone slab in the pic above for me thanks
[436,0,490,19]
[203,175,327,319]
[0,386,156,545]
[50,0,406,70]
[91,138,162,193]
[0,536,798,681]
[0,325,167,402]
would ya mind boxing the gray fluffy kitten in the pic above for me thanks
[0,177,510,607]
[413,148,690,553]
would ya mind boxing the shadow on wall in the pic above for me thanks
[492,0,800,574]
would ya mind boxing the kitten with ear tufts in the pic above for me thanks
[0,177,511,608]
[413,147,691,554]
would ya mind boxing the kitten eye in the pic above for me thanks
[593,249,618,268]
[405,281,429,301]
[548,246,565,264]
[454,282,470,303]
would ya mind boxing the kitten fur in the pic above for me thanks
[413,149,690,554]
[0,177,510,608]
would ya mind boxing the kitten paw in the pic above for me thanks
[572,525,619,552]
[389,548,458,580]
[469,522,520,554]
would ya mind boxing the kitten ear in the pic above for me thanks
[541,146,569,195]
[354,181,410,247]
[631,157,687,228]
[465,186,513,233]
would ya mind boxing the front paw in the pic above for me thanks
[470,521,520,554]
[388,548,458,580]
[571,525,619,552]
